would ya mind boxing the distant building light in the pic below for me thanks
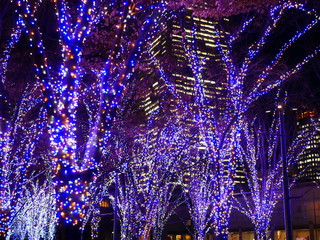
[100,201,109,208]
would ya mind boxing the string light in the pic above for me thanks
[5,182,56,240]
[105,115,187,239]
[233,107,315,240]
[1,0,319,239]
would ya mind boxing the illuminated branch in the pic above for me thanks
[6,181,56,240]
[0,84,50,237]
[83,1,170,169]
[105,115,188,240]
[233,108,314,240]
[0,19,25,237]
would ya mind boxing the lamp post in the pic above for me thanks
[278,104,293,240]
[113,172,119,240]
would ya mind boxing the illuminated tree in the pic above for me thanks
[6,181,56,240]
[183,142,235,240]
[147,2,320,239]
[0,79,52,237]
[1,0,320,239]
[204,3,320,238]
[0,6,26,234]
[232,108,313,240]
[146,21,238,239]
[180,44,236,239]
[103,115,188,240]
[1,1,169,235]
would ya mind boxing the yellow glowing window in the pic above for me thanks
[185,235,192,240]
[100,201,109,208]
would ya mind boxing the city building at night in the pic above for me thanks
[1,1,320,240]
[139,12,248,184]
[296,111,320,182]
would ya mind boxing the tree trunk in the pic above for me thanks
[255,227,268,240]
[195,232,206,240]
[215,232,228,240]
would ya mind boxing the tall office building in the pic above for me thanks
[136,12,246,183]
[296,111,320,182]
[137,12,227,134]
[139,12,230,119]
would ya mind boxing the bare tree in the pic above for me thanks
[6,181,56,240]
[147,2,320,239]
[104,115,188,240]
[1,1,169,237]
[233,109,313,240]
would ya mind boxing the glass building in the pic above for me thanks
[296,111,320,182]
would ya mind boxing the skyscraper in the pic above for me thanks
[136,12,247,183]
[296,110,320,182]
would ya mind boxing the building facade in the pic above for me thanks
[296,111,320,182]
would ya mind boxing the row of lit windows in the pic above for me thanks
[305,144,320,149]
[296,115,320,182]
[300,155,320,160]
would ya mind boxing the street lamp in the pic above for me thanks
[278,104,293,240]
[113,172,119,240]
